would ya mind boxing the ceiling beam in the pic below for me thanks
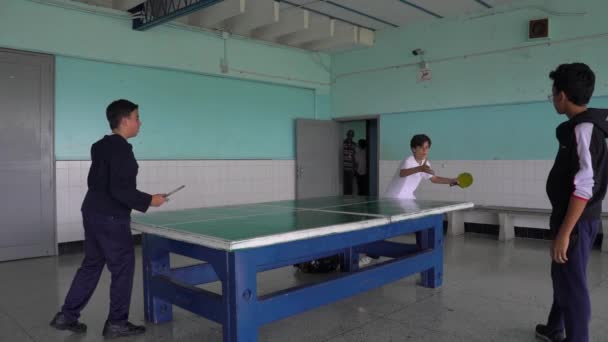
[277,13,332,46]
[218,0,279,35]
[472,0,493,9]
[187,0,245,27]
[129,0,224,31]
[279,0,375,32]
[395,0,443,19]
[251,8,309,40]
[321,0,398,27]
[300,22,373,51]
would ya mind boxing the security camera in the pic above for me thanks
[412,48,424,56]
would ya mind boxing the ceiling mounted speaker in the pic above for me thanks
[529,18,550,39]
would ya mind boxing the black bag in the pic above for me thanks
[294,255,340,273]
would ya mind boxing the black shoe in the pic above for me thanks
[102,321,146,339]
[49,312,87,333]
[535,324,566,342]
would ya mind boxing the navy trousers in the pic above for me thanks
[547,219,600,342]
[61,212,135,324]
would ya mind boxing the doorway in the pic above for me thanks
[338,118,379,197]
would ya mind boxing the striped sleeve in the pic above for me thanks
[573,122,595,201]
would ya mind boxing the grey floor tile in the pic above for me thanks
[1,234,606,341]
[385,290,550,341]
[0,310,34,342]
[259,300,381,342]
[327,318,480,342]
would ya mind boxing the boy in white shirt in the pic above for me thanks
[357,134,458,267]
[384,134,458,199]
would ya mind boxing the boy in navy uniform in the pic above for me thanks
[50,99,167,339]
[536,63,608,342]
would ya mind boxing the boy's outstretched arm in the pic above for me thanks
[400,166,424,177]
[400,161,434,177]
[430,176,458,186]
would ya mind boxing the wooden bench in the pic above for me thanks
[446,206,608,253]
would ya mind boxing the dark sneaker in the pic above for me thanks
[102,321,146,339]
[49,312,87,333]
[535,324,566,342]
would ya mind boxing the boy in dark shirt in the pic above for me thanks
[536,63,608,342]
[50,99,167,339]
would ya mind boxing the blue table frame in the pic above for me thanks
[141,213,443,342]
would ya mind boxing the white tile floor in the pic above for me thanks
[2,234,608,342]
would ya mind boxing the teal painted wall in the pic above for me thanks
[315,92,332,120]
[331,0,608,160]
[381,96,608,160]
[0,0,329,160]
[0,0,330,91]
[8,0,608,162]
[55,57,315,160]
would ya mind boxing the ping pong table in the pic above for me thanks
[132,196,473,342]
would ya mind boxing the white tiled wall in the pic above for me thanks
[56,160,295,243]
[380,159,608,210]
[58,158,606,243]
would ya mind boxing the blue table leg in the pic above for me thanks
[142,234,173,323]
[418,215,444,288]
[223,251,258,342]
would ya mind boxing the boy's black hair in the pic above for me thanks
[410,134,431,149]
[549,63,595,106]
[106,99,138,130]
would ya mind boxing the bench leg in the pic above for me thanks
[498,213,514,241]
[447,212,465,236]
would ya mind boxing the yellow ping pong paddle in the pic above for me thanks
[456,173,473,188]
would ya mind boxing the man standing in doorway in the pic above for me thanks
[355,139,368,196]
[343,129,356,195]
